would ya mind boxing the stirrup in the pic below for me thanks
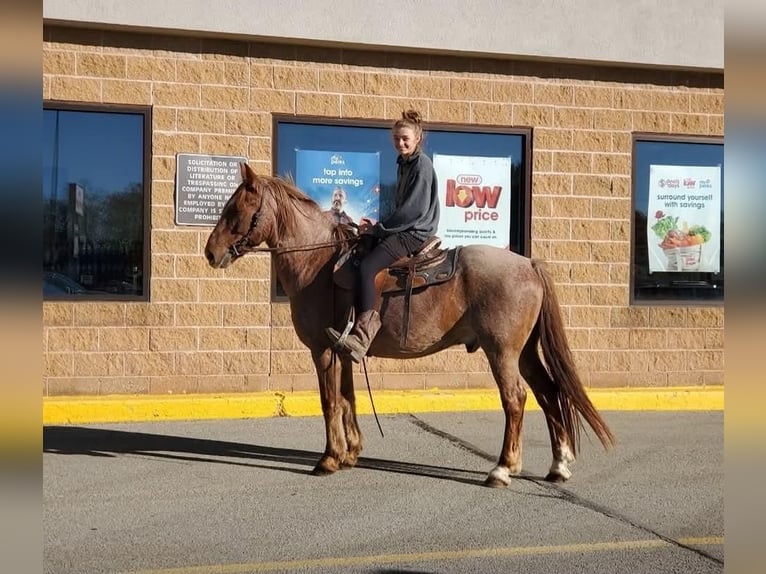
[332,319,355,350]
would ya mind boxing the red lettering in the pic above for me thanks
[471,186,502,208]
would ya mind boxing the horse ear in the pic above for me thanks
[239,162,256,188]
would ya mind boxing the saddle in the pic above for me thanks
[333,235,461,346]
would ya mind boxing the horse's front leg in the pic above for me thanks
[310,347,352,475]
[339,354,362,469]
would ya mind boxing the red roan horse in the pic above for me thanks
[204,163,614,487]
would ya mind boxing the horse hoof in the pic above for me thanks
[544,471,569,483]
[311,457,339,476]
[483,476,509,488]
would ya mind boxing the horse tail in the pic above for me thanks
[531,259,615,453]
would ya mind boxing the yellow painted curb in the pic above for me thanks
[43,386,723,425]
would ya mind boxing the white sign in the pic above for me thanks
[433,154,512,249]
[646,164,721,273]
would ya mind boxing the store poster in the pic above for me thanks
[647,165,721,273]
[295,150,380,225]
[433,154,512,249]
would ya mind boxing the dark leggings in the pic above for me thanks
[358,232,425,312]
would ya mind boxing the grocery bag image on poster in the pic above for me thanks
[646,164,721,273]
[432,154,512,249]
[295,150,380,225]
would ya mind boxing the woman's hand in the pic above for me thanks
[359,218,375,235]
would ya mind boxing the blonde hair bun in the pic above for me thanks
[401,109,422,125]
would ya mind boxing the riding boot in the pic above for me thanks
[325,310,382,363]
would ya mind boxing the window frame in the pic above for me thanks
[629,132,724,306]
[43,101,153,302]
[271,114,532,302]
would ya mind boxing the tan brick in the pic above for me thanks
[653,91,690,112]
[202,86,249,110]
[245,280,271,303]
[549,197,591,220]
[571,306,611,327]
[126,304,174,327]
[43,50,76,75]
[362,73,405,96]
[513,105,553,127]
[176,60,225,84]
[572,131,612,152]
[429,100,471,123]
[127,56,175,81]
[200,134,248,155]
[319,70,366,94]
[249,89,294,113]
[450,78,492,101]
[592,198,630,219]
[341,95,385,119]
[532,218,570,240]
[571,262,610,283]
[274,66,318,90]
[690,93,723,114]
[196,375,246,393]
[594,110,631,130]
[609,263,629,284]
[152,108,177,131]
[648,307,688,328]
[471,102,512,125]
[150,328,198,351]
[613,89,653,110]
[151,279,197,302]
[77,53,125,78]
[152,82,200,107]
[47,377,101,396]
[590,327,630,349]
[269,328,297,350]
[270,302,294,327]
[687,350,723,371]
[534,174,571,195]
[248,136,271,161]
[245,328,272,349]
[150,204,173,228]
[385,98,430,119]
[532,196,552,218]
[553,284,590,306]
[406,76,449,99]
[45,353,74,377]
[271,351,314,374]
[611,132,632,152]
[50,77,101,101]
[199,278,247,302]
[102,80,151,104]
[493,81,533,103]
[43,303,74,326]
[625,371,668,387]
[703,371,724,385]
[99,328,149,351]
[223,351,269,374]
[672,329,707,349]
[224,111,267,136]
[176,303,223,326]
[571,175,613,197]
[574,86,613,108]
[176,351,223,375]
[245,375,270,392]
[565,328,590,350]
[73,304,127,327]
[43,76,51,99]
[552,152,592,173]
[177,109,225,133]
[534,84,573,105]
[199,327,248,350]
[147,375,197,394]
[223,62,249,86]
[632,111,671,132]
[610,220,630,242]
[630,328,669,349]
[550,241,591,263]
[534,128,572,151]
[705,328,724,349]
[98,377,150,395]
[534,150,553,172]
[651,350,687,372]
[591,242,629,262]
[296,93,341,116]
[574,350,611,372]
[709,115,724,135]
[554,108,594,129]
[544,261,572,284]
[152,230,199,254]
[221,254,271,279]
[222,304,271,327]
[610,307,650,328]
[153,132,200,156]
[593,154,631,176]
[670,114,709,134]
[73,353,124,376]
[249,64,273,88]
[687,308,723,328]
[589,285,626,306]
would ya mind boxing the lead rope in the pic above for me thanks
[362,356,385,438]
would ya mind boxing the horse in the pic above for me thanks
[204,162,614,487]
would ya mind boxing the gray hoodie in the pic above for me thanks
[374,151,440,241]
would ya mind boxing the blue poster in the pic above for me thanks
[296,150,380,225]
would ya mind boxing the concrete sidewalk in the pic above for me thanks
[43,386,724,425]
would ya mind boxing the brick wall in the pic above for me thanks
[42,26,724,396]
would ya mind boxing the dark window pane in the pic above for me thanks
[43,106,149,300]
[632,136,724,304]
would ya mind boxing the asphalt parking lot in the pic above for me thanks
[44,410,723,573]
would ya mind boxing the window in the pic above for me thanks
[631,134,724,305]
[43,103,151,300]
[273,115,531,300]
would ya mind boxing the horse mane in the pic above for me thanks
[262,175,323,239]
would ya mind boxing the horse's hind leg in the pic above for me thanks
[520,340,575,482]
[311,348,348,476]
[484,350,526,488]
[339,356,362,469]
